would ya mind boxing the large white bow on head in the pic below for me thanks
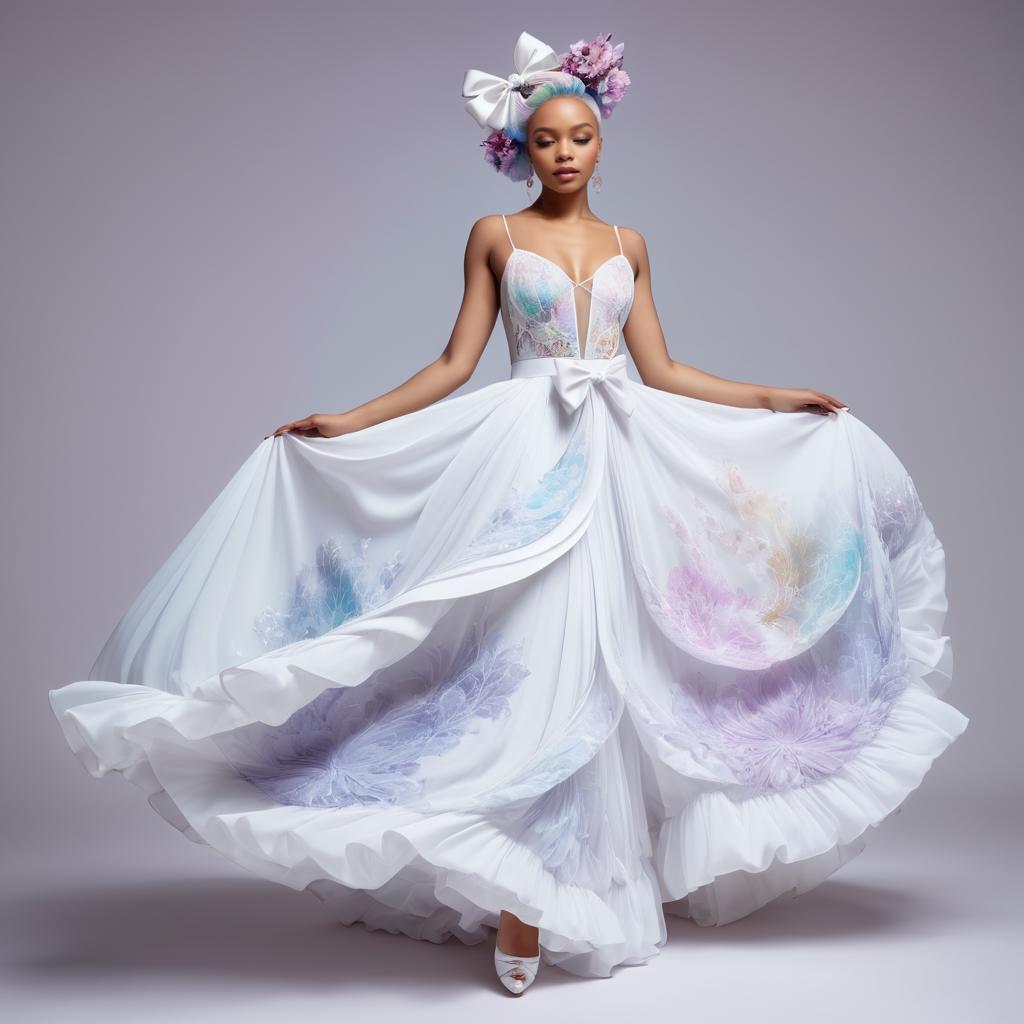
[552,354,636,418]
[462,30,563,132]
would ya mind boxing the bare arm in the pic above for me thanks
[621,229,847,416]
[269,217,502,438]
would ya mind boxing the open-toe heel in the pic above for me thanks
[494,945,541,995]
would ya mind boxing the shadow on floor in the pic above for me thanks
[3,872,969,992]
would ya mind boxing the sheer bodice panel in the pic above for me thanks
[498,216,635,363]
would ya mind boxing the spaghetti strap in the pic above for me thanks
[613,224,623,256]
[501,214,517,250]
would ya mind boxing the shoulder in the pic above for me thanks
[612,225,649,273]
[463,214,515,258]
[468,214,511,242]
[613,225,647,252]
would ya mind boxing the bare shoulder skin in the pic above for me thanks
[270,94,845,439]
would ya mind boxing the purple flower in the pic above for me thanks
[560,32,623,86]
[559,32,630,118]
[481,130,531,180]
[594,67,631,117]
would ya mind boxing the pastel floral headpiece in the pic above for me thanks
[461,30,631,181]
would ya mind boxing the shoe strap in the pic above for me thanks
[495,949,539,980]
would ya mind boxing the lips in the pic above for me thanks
[554,169,578,178]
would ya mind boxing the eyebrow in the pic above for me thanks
[531,122,595,134]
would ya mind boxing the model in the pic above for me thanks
[49,29,969,997]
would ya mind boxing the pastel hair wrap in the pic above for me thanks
[461,30,631,181]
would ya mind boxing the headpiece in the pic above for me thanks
[461,30,631,181]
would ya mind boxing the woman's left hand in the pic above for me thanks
[766,387,849,416]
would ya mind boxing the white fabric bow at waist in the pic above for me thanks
[553,354,636,418]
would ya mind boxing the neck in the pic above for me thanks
[527,189,595,223]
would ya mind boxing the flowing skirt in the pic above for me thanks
[49,356,968,978]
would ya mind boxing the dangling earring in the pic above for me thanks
[525,165,534,192]
[591,162,603,193]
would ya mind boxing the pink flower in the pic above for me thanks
[595,67,631,117]
[559,32,630,119]
[560,32,623,86]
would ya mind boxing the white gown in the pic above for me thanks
[49,215,969,978]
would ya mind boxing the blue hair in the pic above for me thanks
[505,71,601,143]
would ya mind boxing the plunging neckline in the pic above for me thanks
[500,249,634,358]
[499,248,632,291]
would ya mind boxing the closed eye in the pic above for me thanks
[535,138,593,147]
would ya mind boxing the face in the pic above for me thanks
[525,96,601,191]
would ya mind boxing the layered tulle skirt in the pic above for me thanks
[49,354,968,977]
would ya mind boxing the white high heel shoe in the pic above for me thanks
[494,944,541,995]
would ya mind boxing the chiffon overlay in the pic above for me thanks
[49,216,969,978]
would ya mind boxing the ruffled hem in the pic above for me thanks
[50,667,967,978]
[654,513,968,927]
[51,683,666,978]
[656,679,968,926]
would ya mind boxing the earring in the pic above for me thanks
[591,163,603,193]
[526,165,534,192]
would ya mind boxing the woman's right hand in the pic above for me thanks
[264,412,356,440]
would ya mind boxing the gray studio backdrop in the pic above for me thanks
[1,0,1019,1019]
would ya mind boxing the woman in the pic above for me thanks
[50,29,969,996]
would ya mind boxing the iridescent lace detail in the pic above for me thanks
[457,430,589,561]
[500,251,634,362]
[636,461,864,670]
[252,536,402,650]
[511,751,617,888]
[220,620,531,808]
[871,474,925,558]
[663,642,911,795]
[482,689,630,890]
[627,460,914,795]
[649,535,911,795]
[475,685,619,811]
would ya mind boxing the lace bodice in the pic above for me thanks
[498,214,635,363]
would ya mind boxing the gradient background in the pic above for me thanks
[2,1,1020,1020]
